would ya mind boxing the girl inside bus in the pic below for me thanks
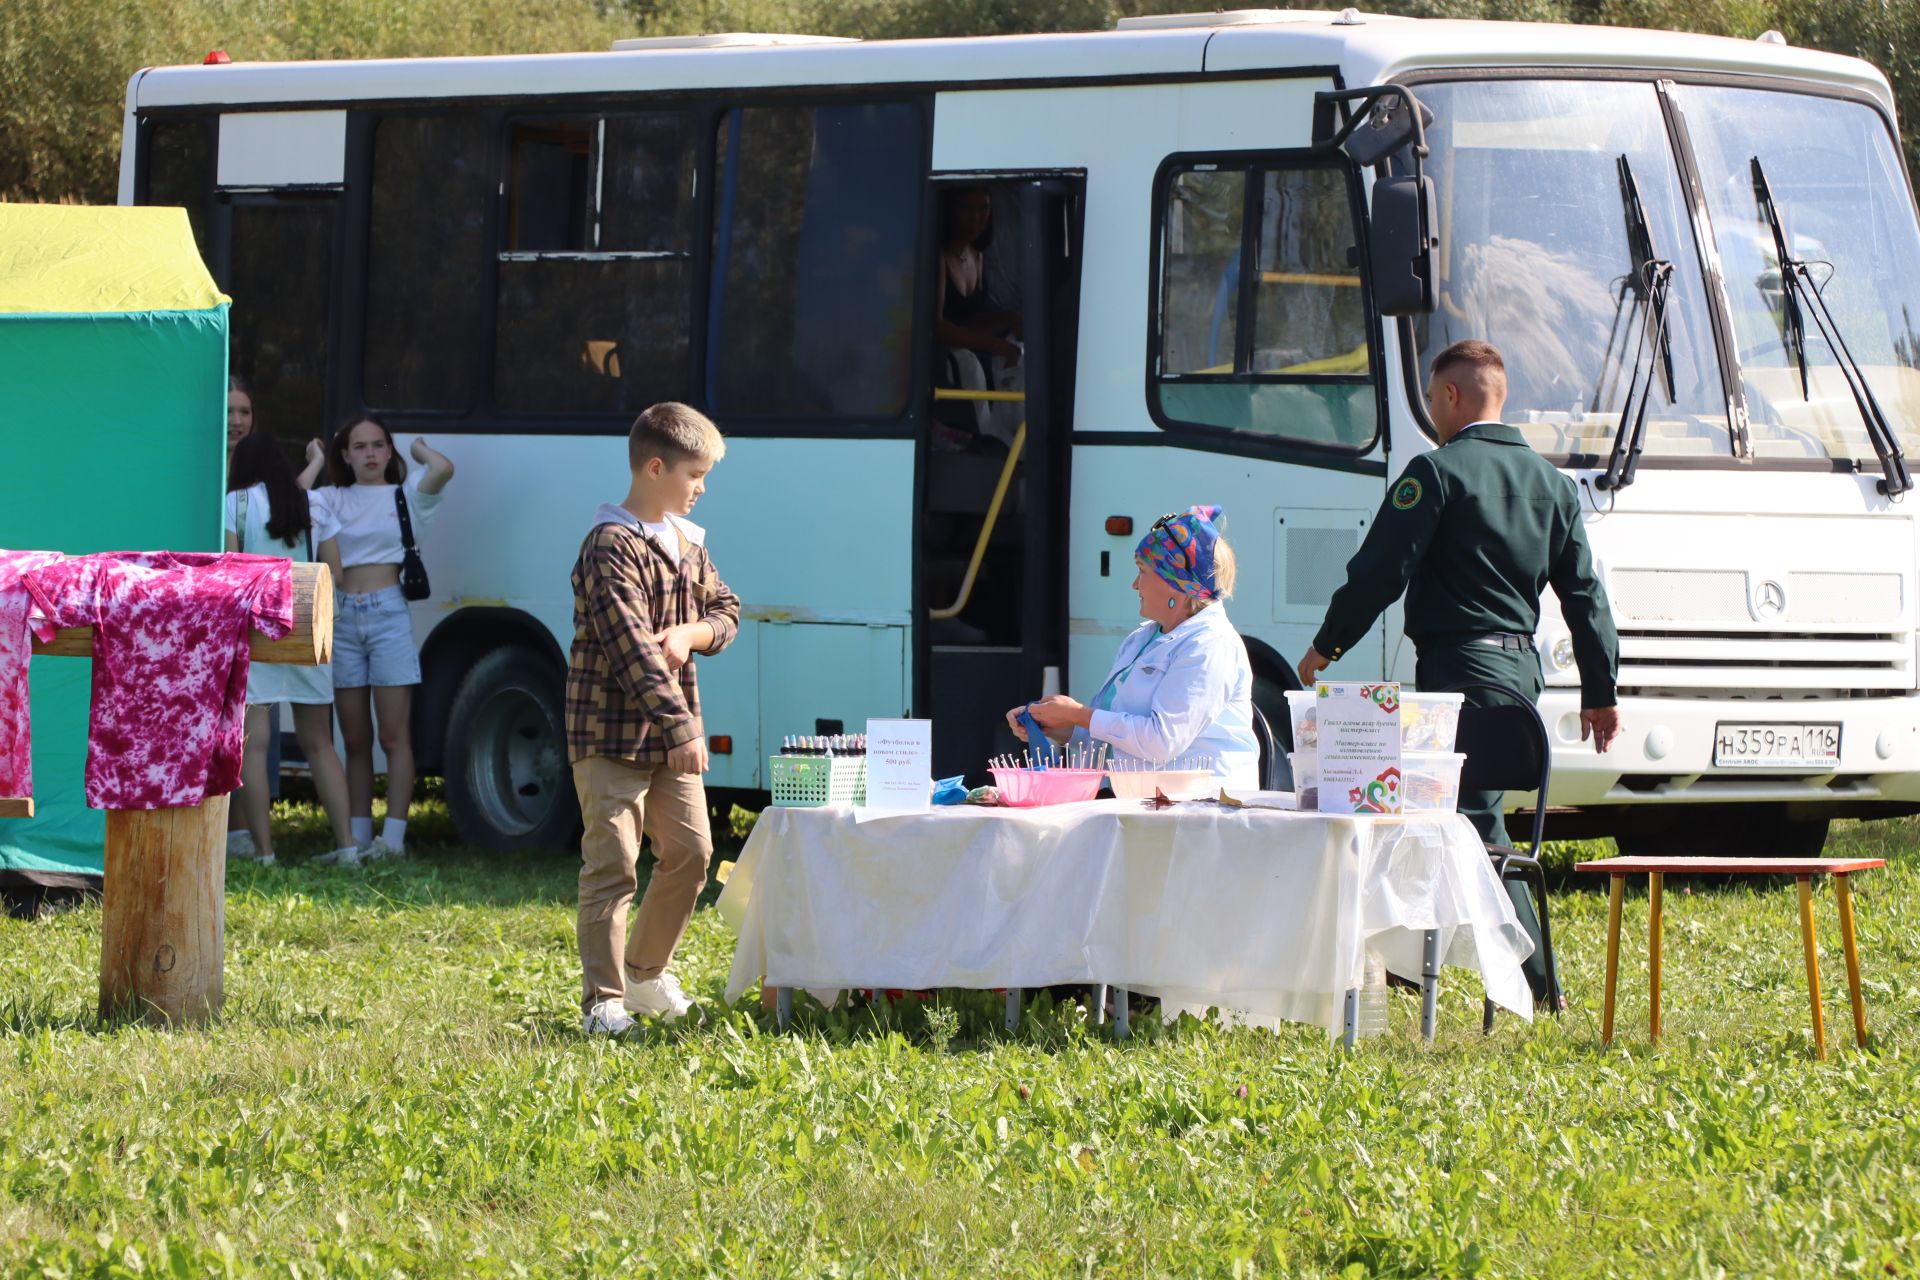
[309,417,455,864]
[227,375,255,463]
[223,432,359,866]
[1005,507,1260,789]
[934,185,1023,449]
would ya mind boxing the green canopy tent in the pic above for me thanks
[0,203,229,892]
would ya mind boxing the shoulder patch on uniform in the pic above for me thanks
[1391,477,1424,510]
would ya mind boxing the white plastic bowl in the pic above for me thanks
[1107,769,1213,801]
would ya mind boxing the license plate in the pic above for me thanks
[1712,722,1841,769]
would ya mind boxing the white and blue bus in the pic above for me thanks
[124,9,1920,854]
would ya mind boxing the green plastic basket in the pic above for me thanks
[769,754,867,807]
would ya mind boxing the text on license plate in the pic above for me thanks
[1713,722,1841,768]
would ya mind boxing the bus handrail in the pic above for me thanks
[928,388,1026,622]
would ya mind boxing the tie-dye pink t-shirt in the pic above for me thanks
[22,551,294,810]
[0,550,65,800]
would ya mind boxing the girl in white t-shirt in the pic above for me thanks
[223,433,359,866]
[305,417,455,863]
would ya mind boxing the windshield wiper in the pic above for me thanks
[1750,157,1912,497]
[1596,155,1676,492]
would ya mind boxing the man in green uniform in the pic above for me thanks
[1297,339,1622,1005]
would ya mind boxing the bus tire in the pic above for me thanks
[444,645,579,851]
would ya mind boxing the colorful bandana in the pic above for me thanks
[1136,505,1223,600]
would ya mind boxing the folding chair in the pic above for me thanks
[1440,681,1563,1030]
[1251,703,1288,790]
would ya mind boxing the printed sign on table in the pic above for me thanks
[1315,681,1403,815]
[863,718,933,813]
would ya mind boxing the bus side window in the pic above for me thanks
[1155,159,1377,452]
[364,114,492,413]
[707,102,922,421]
[494,113,695,415]
[141,116,215,258]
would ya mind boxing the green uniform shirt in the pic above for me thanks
[1311,423,1620,709]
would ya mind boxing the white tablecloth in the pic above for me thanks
[719,799,1535,1035]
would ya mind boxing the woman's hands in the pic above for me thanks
[1003,696,1090,745]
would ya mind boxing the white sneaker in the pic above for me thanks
[583,1000,634,1036]
[624,971,696,1022]
[226,830,260,859]
[311,844,364,868]
[359,838,405,864]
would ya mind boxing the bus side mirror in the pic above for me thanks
[1370,174,1436,317]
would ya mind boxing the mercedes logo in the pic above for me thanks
[1752,579,1787,620]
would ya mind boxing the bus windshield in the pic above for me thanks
[1412,78,1731,461]
[1671,83,1920,465]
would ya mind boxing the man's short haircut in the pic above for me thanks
[630,401,726,471]
[1429,339,1506,383]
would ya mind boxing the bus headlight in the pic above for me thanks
[1550,636,1576,672]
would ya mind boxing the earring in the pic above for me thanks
[1167,596,1178,608]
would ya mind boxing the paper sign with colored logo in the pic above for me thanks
[1315,681,1403,815]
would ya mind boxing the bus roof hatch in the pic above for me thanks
[610,33,858,52]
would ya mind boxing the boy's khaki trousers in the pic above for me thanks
[573,754,712,1012]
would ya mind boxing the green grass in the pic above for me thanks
[2,796,1917,1277]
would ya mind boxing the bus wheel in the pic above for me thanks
[444,646,579,851]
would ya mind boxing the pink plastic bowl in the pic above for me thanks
[989,767,1104,807]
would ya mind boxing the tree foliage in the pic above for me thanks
[6,0,1920,204]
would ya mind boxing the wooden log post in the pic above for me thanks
[4,558,332,1028]
[100,796,230,1024]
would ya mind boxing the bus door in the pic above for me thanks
[208,111,347,464]
[923,174,1086,780]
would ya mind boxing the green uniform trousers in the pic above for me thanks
[1413,641,1556,1004]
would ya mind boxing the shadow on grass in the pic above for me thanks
[0,991,363,1036]
[247,779,746,912]
[223,851,739,917]
[562,986,1217,1057]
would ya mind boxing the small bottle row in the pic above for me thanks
[780,734,866,757]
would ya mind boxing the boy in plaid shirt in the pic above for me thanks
[569,403,740,1034]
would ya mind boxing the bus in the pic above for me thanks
[122,9,1920,855]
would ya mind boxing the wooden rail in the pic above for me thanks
[29,560,332,665]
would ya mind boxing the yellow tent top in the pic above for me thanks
[0,204,227,316]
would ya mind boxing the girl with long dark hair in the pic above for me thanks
[307,417,455,864]
[224,432,358,865]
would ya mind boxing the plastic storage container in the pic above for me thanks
[1400,691,1466,751]
[1106,769,1214,801]
[988,767,1104,807]
[1285,688,1465,753]
[1287,749,1466,812]
[770,754,868,807]
[1401,751,1466,811]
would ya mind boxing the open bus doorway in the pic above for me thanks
[922,175,1085,781]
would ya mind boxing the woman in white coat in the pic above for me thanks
[1008,506,1260,790]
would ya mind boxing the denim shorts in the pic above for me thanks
[332,586,421,688]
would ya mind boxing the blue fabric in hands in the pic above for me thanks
[1019,706,1055,767]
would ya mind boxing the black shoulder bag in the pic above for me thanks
[395,487,431,601]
